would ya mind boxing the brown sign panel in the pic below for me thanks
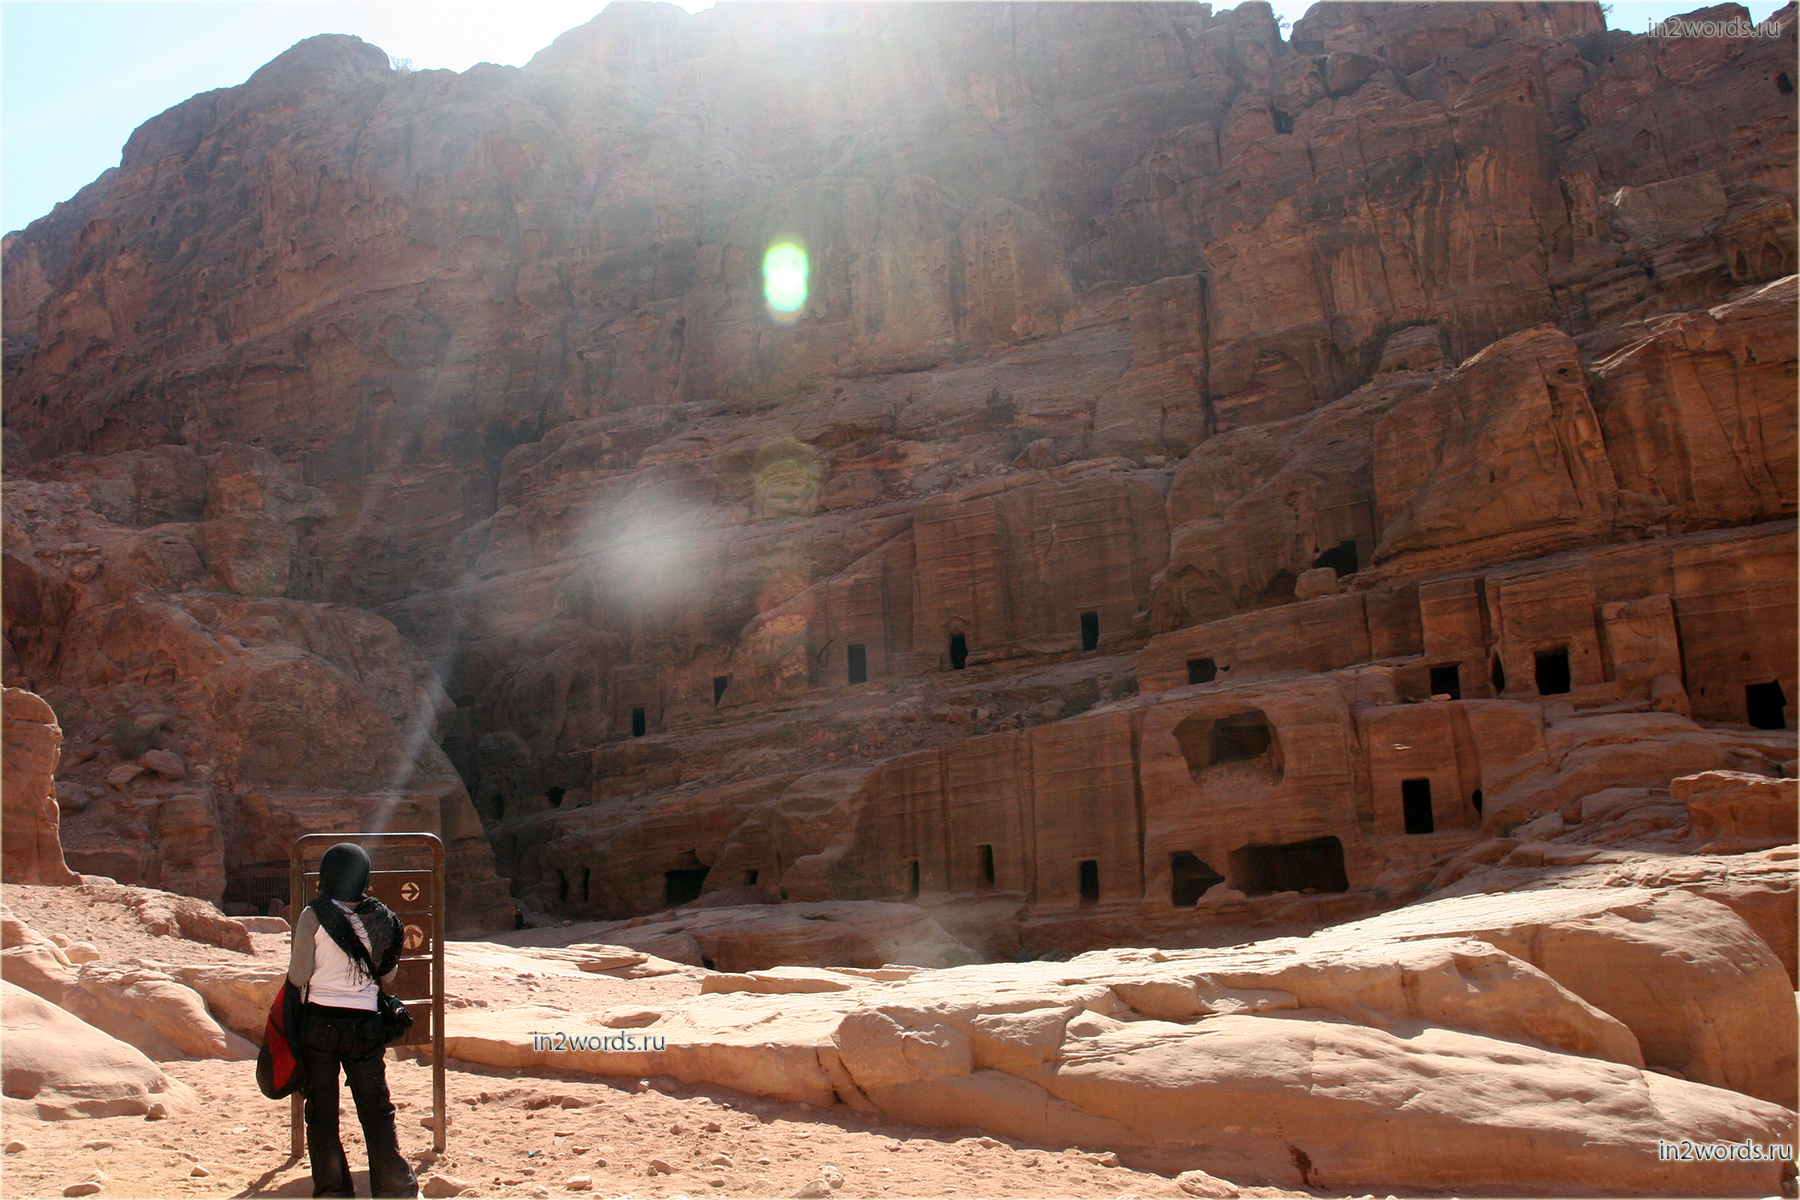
[300,870,434,911]
[397,1002,433,1046]
[396,917,433,957]
[298,873,433,955]
[367,870,435,911]
[391,958,432,1003]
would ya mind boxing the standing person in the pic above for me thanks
[287,842,418,1199]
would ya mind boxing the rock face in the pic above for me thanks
[1674,769,1800,847]
[1,689,78,886]
[0,0,1794,951]
[434,884,1797,1195]
[0,456,512,929]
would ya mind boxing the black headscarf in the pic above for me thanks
[318,843,371,902]
[310,843,402,985]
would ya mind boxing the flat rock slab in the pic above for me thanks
[433,884,1795,1195]
[442,995,845,1107]
[702,967,863,995]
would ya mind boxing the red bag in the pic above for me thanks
[255,980,309,1099]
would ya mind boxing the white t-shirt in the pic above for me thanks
[307,901,379,1011]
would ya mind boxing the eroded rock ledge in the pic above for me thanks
[432,880,1797,1195]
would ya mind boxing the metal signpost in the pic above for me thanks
[289,832,447,1157]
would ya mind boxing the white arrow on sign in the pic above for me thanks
[400,881,421,902]
[403,924,425,951]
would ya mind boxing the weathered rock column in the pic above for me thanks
[2,687,79,885]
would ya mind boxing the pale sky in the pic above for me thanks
[2,0,1788,237]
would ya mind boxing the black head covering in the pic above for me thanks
[317,842,371,902]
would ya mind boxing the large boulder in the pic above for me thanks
[1452,843,1800,989]
[0,980,197,1119]
[444,996,844,1109]
[1587,848,1797,988]
[1319,887,1797,1107]
[59,964,257,1061]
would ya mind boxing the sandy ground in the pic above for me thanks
[2,883,1329,1200]
[3,884,261,966]
[1,1053,1294,1200]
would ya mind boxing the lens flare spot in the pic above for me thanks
[763,241,808,318]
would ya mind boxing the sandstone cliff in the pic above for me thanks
[2,1,1794,940]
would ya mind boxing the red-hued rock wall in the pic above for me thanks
[3,1,1793,937]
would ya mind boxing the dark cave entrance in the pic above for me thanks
[713,674,730,704]
[1311,539,1359,577]
[977,844,995,890]
[1080,611,1099,651]
[665,867,710,906]
[847,643,868,684]
[1228,836,1348,895]
[1747,680,1788,729]
[1170,852,1225,907]
[1429,663,1461,699]
[665,850,710,906]
[1210,711,1272,763]
[631,706,647,736]
[1535,647,1571,695]
[948,631,968,670]
[1491,654,1507,693]
[545,786,565,809]
[1187,657,1217,685]
[1078,859,1100,905]
[1402,778,1435,834]
[906,860,921,900]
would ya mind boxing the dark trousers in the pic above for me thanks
[301,1004,416,1199]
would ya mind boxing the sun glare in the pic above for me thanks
[762,241,808,320]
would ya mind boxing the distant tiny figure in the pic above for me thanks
[287,842,416,1198]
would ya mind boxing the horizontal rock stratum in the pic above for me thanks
[429,885,1795,1194]
[2,1,1793,928]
